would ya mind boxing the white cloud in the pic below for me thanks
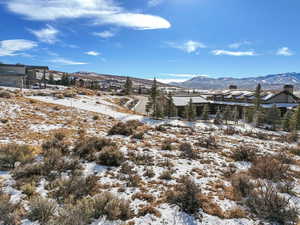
[157,78,188,84]
[277,47,293,56]
[51,58,88,65]
[212,49,255,56]
[5,0,171,30]
[167,40,206,53]
[94,30,116,38]
[0,39,37,56]
[85,51,100,56]
[148,0,163,7]
[29,25,59,44]
[162,73,208,78]
[228,41,251,49]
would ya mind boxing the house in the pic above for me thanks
[0,63,49,88]
[172,85,300,118]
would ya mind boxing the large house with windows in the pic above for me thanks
[172,85,300,118]
[0,64,49,88]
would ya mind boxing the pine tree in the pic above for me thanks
[254,83,262,110]
[185,98,196,121]
[282,110,292,131]
[266,104,281,130]
[124,77,133,95]
[233,106,239,124]
[148,78,161,118]
[244,107,254,123]
[253,109,265,128]
[289,106,300,130]
[223,106,232,124]
[61,73,70,86]
[48,73,55,85]
[201,104,209,121]
[165,92,177,118]
[214,108,222,125]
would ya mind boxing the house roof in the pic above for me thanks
[172,96,208,106]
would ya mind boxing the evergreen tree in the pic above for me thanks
[201,104,209,121]
[244,107,254,123]
[61,73,70,86]
[214,108,222,125]
[223,106,232,124]
[48,73,55,85]
[148,78,161,118]
[233,106,239,124]
[185,98,196,121]
[254,83,262,110]
[282,110,292,131]
[266,104,281,130]
[253,109,265,128]
[165,92,177,118]
[124,77,133,95]
[289,106,300,130]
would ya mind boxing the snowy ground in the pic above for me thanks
[0,87,299,225]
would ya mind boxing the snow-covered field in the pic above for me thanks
[0,87,299,225]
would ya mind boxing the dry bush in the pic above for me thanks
[28,197,57,225]
[231,172,254,199]
[166,176,202,216]
[13,163,43,181]
[127,175,142,187]
[63,90,76,98]
[0,90,12,98]
[159,169,173,180]
[0,144,36,170]
[138,205,161,217]
[158,159,174,169]
[196,136,218,149]
[42,132,69,154]
[289,147,300,156]
[108,120,144,136]
[20,182,36,197]
[223,126,239,135]
[179,143,198,159]
[232,145,256,162]
[161,140,173,151]
[96,146,125,166]
[49,175,99,202]
[143,167,155,178]
[247,182,299,225]
[249,156,290,182]
[275,152,294,165]
[132,132,144,140]
[129,152,154,166]
[0,193,22,225]
[120,162,135,174]
[132,192,155,203]
[73,137,116,161]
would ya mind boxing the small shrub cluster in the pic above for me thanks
[159,169,173,180]
[166,176,202,216]
[129,152,154,166]
[161,140,173,151]
[231,172,254,199]
[232,145,256,162]
[223,126,239,135]
[179,143,197,159]
[0,192,22,225]
[28,197,57,225]
[196,136,218,149]
[247,182,299,225]
[0,90,12,98]
[249,156,290,181]
[108,120,143,136]
[73,137,116,161]
[96,146,125,166]
[42,132,69,154]
[0,144,36,170]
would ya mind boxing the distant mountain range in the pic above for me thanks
[169,72,300,90]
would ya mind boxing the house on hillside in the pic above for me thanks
[172,85,300,118]
[0,64,49,88]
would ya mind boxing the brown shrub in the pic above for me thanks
[138,205,161,217]
[0,90,12,98]
[223,126,239,135]
[249,156,290,181]
[247,182,299,225]
[20,182,37,197]
[179,143,198,159]
[96,146,125,166]
[129,152,154,166]
[0,193,22,225]
[159,169,173,180]
[196,136,218,149]
[73,137,116,161]
[0,144,36,170]
[166,176,202,216]
[132,192,155,202]
[42,132,69,154]
[231,172,253,199]
[161,140,173,151]
[232,145,256,162]
[143,167,155,178]
[120,162,135,174]
[108,120,143,136]
[132,132,144,140]
[28,197,57,225]
[127,175,142,187]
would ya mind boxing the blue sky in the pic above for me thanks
[0,0,299,82]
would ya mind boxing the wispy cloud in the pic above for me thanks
[5,0,171,30]
[167,40,206,53]
[276,47,293,56]
[157,79,188,84]
[0,39,37,56]
[85,51,100,56]
[29,25,59,44]
[228,41,251,49]
[50,58,88,65]
[148,0,163,7]
[212,49,256,56]
[94,30,116,38]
